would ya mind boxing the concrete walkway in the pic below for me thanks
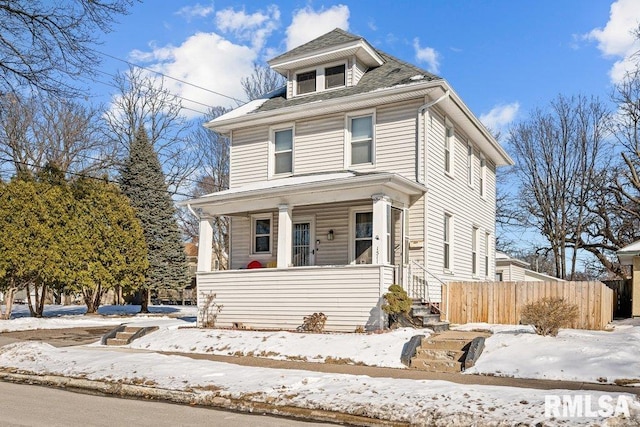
[95,345,640,396]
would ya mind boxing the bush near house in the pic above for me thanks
[521,297,579,337]
[382,284,414,328]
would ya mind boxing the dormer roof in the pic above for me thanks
[268,28,384,75]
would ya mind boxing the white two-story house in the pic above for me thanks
[185,29,513,331]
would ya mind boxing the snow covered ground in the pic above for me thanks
[1,305,639,425]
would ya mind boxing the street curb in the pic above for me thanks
[0,370,407,427]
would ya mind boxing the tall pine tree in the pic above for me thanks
[119,125,188,312]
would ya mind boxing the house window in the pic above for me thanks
[480,156,486,198]
[354,211,373,264]
[496,272,503,281]
[445,126,453,174]
[252,216,271,254]
[274,128,293,175]
[297,70,316,94]
[444,213,452,270]
[350,114,373,165]
[472,226,478,276]
[485,232,490,277]
[467,143,474,187]
[325,64,345,89]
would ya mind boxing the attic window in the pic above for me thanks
[297,70,316,94]
[325,64,345,89]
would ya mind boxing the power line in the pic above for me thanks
[94,49,246,105]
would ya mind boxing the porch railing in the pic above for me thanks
[405,261,446,314]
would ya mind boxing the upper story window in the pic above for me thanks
[445,125,453,175]
[349,114,374,165]
[444,213,452,271]
[480,156,486,198]
[274,128,293,175]
[467,142,474,187]
[472,226,479,276]
[297,70,316,94]
[325,64,345,89]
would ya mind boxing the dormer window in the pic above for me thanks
[325,64,345,89]
[297,71,316,94]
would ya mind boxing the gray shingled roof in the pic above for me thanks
[257,47,442,113]
[269,28,363,64]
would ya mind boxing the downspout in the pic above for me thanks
[416,89,450,184]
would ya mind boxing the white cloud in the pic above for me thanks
[129,32,258,117]
[215,5,280,49]
[285,5,349,50]
[480,102,520,138]
[586,0,640,83]
[175,3,214,21]
[412,38,440,74]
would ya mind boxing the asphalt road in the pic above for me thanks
[0,381,333,427]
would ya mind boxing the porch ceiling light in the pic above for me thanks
[327,229,334,241]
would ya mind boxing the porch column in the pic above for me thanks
[372,194,390,265]
[277,204,292,268]
[197,218,213,272]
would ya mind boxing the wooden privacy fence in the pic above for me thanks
[442,281,614,330]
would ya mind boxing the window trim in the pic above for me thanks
[444,120,454,176]
[443,212,453,272]
[295,70,317,95]
[480,155,487,199]
[345,109,376,167]
[292,60,348,96]
[467,142,474,188]
[269,123,295,178]
[348,206,373,264]
[472,226,479,277]
[251,213,273,256]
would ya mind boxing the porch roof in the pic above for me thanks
[183,172,426,217]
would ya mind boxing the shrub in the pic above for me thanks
[297,312,327,333]
[198,292,223,328]
[381,284,411,315]
[521,297,578,337]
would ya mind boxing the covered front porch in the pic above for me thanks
[186,172,429,331]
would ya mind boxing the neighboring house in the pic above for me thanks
[184,29,513,331]
[495,252,565,282]
[616,241,640,317]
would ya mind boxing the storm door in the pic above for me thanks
[293,221,315,266]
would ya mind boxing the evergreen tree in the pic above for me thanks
[119,125,188,312]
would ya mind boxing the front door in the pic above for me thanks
[293,221,314,266]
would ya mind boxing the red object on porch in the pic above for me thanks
[247,260,263,269]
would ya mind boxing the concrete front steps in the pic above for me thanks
[102,326,158,346]
[408,330,491,373]
[411,304,449,332]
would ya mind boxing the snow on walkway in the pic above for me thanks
[0,341,637,426]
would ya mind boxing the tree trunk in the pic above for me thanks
[140,288,150,313]
[0,287,17,320]
[26,282,37,317]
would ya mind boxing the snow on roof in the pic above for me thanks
[207,98,268,124]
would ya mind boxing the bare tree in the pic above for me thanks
[508,95,611,279]
[0,1,134,97]
[103,66,198,195]
[241,63,285,101]
[181,107,230,266]
[0,93,113,178]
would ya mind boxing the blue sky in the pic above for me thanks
[95,0,640,135]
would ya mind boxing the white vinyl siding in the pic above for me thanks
[375,100,422,177]
[229,126,269,187]
[196,264,394,332]
[424,111,497,282]
[353,60,367,85]
[295,115,344,174]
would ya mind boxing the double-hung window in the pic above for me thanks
[472,226,478,276]
[325,64,345,89]
[350,114,373,165]
[252,215,272,254]
[485,232,490,278]
[480,156,486,198]
[444,213,452,270]
[445,125,453,174]
[273,128,293,175]
[467,143,474,187]
[296,70,316,94]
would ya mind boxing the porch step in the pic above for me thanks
[411,304,450,332]
[408,330,491,373]
[103,326,158,346]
